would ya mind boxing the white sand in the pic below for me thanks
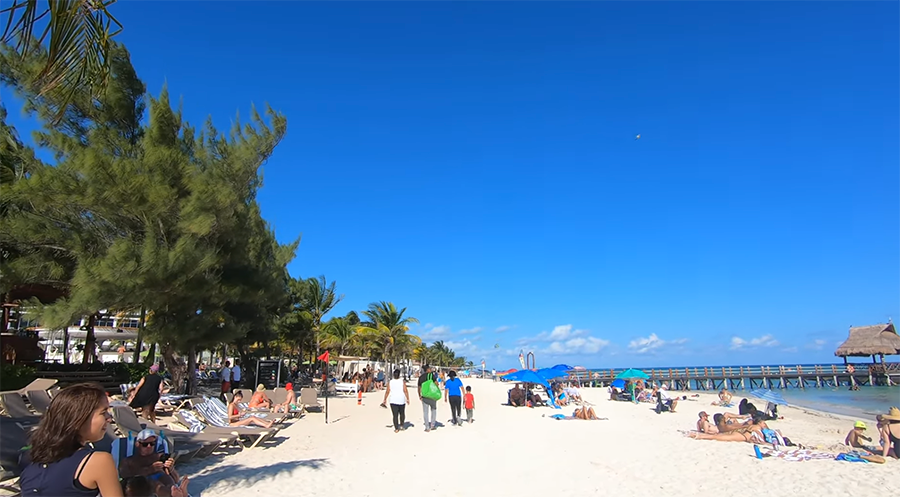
[180,379,899,497]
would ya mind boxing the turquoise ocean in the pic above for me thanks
[583,363,899,420]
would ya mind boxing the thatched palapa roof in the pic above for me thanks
[834,323,900,357]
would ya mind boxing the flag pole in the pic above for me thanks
[324,355,329,424]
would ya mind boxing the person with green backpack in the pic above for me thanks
[418,365,442,432]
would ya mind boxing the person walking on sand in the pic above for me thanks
[381,369,410,432]
[464,385,476,423]
[444,370,464,426]
[418,365,439,432]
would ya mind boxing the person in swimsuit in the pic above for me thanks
[273,383,298,414]
[689,420,766,443]
[880,407,900,459]
[573,406,599,419]
[18,383,123,497]
[248,384,274,410]
[227,391,274,428]
[697,412,718,434]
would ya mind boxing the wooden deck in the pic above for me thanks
[566,363,900,390]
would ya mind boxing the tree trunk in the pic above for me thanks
[144,342,156,366]
[62,326,70,364]
[81,314,97,367]
[160,343,188,394]
[187,345,197,395]
[132,306,145,364]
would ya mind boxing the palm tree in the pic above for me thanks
[357,301,420,370]
[2,0,123,121]
[300,275,343,359]
[320,317,357,358]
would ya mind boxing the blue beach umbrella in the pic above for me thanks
[535,367,568,381]
[551,364,573,371]
[610,379,626,389]
[503,369,550,387]
[749,388,788,406]
[615,368,650,380]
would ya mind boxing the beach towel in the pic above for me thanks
[756,446,835,462]
[835,453,868,463]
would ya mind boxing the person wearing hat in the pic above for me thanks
[128,364,164,423]
[274,383,298,414]
[697,411,718,434]
[248,384,274,410]
[880,407,900,459]
[844,420,878,453]
[119,429,181,497]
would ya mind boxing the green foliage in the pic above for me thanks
[0,363,36,391]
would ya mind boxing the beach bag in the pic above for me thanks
[422,373,441,400]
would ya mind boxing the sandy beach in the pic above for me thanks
[177,378,898,497]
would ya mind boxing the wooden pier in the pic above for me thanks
[567,362,900,390]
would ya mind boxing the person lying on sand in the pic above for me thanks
[573,406,598,419]
[697,412,718,434]
[714,413,752,433]
[688,418,768,443]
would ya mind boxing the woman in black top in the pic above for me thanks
[128,364,164,423]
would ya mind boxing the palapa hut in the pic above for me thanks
[834,322,900,365]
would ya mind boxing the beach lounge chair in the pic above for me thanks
[13,378,58,397]
[0,393,40,424]
[25,390,53,415]
[333,382,359,395]
[0,418,28,494]
[111,406,232,457]
[109,431,202,466]
[300,387,322,412]
[191,402,276,449]
[654,392,673,414]
[270,388,288,405]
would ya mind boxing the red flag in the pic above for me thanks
[317,351,330,362]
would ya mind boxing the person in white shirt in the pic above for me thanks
[380,369,410,433]
[658,385,679,412]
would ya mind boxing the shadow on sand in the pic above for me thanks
[189,458,330,494]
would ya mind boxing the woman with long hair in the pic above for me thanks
[19,383,123,496]
[227,391,274,428]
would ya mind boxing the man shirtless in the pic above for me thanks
[697,411,718,433]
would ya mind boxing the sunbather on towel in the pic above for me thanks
[697,412,718,434]
[573,406,598,420]
[228,391,274,428]
[688,419,767,443]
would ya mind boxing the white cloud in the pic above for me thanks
[806,339,827,350]
[495,325,513,333]
[458,327,483,335]
[730,334,779,350]
[545,336,609,355]
[627,334,688,354]
[422,325,451,340]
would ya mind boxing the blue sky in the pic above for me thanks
[4,2,898,369]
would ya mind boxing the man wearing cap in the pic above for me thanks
[845,420,879,453]
[697,411,718,434]
[119,429,181,497]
